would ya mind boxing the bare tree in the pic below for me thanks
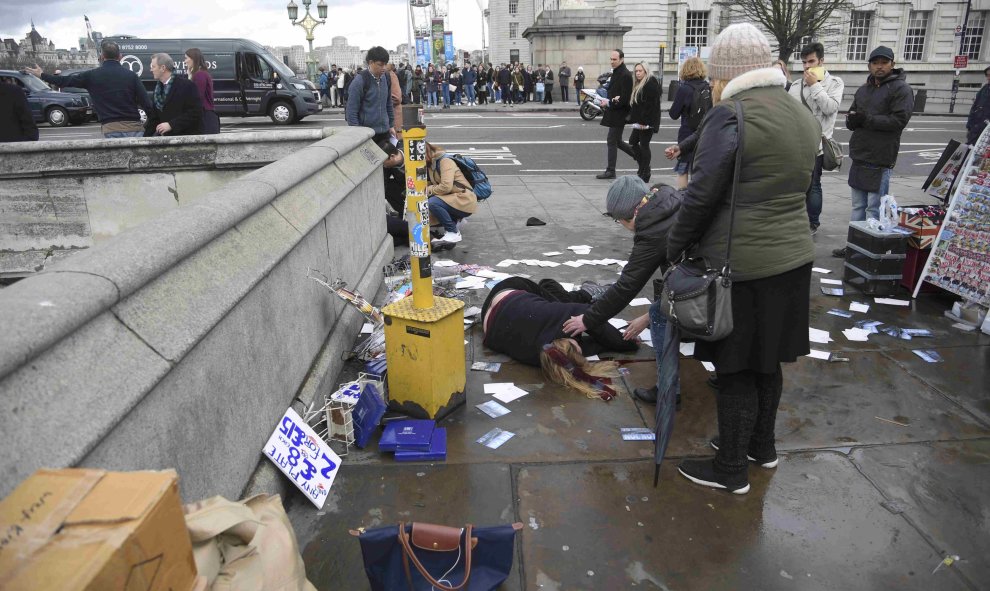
[729,0,853,63]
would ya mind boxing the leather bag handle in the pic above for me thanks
[398,521,474,591]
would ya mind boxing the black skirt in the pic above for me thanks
[694,263,812,375]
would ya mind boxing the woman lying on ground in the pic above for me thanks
[480,277,637,400]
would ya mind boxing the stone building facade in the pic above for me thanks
[489,0,990,101]
[1,24,97,69]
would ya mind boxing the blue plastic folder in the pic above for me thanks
[352,383,387,449]
[379,419,435,452]
[394,427,447,462]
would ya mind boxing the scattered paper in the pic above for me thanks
[608,318,628,329]
[464,306,482,317]
[809,327,833,344]
[433,259,458,267]
[854,319,883,334]
[543,251,563,256]
[827,308,854,318]
[700,361,716,372]
[559,282,575,292]
[474,270,512,280]
[903,328,933,338]
[875,297,911,307]
[820,278,843,285]
[842,328,871,342]
[485,382,529,403]
[495,259,518,267]
[850,301,870,313]
[821,287,845,296]
[629,298,652,306]
[621,427,656,441]
[476,400,511,418]
[951,322,977,332]
[913,349,943,363]
[567,245,592,251]
[639,328,652,342]
[812,267,832,274]
[563,261,584,268]
[881,326,913,340]
[477,427,515,449]
[679,342,695,356]
[806,349,831,360]
[360,322,374,334]
[585,355,600,361]
[471,361,502,372]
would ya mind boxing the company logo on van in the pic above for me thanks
[121,55,143,76]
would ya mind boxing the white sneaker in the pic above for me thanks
[434,231,462,244]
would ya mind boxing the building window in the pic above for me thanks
[685,11,709,49]
[509,0,518,16]
[510,49,519,63]
[846,11,871,61]
[509,22,518,39]
[793,36,813,61]
[576,35,585,41]
[903,11,929,61]
[963,11,987,59]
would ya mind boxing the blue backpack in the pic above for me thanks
[436,153,493,200]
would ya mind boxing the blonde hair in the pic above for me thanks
[539,339,620,400]
[711,79,728,104]
[680,57,707,81]
[630,61,651,106]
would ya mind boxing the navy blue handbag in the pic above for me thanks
[351,521,522,591]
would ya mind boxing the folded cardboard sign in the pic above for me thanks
[0,468,197,591]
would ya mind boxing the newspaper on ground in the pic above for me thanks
[477,428,515,449]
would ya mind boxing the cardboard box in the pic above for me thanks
[0,468,197,591]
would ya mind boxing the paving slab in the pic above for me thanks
[851,440,990,587]
[514,453,970,590]
[882,346,990,425]
[298,463,521,590]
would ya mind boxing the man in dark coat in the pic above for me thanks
[144,53,203,137]
[562,176,682,404]
[967,66,990,145]
[0,80,39,142]
[597,49,634,179]
[832,45,913,257]
[497,65,512,105]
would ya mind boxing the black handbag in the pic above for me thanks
[659,100,745,342]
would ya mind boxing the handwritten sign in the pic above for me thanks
[263,407,342,509]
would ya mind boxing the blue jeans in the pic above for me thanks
[649,301,680,407]
[494,87,501,102]
[442,85,450,106]
[427,91,438,107]
[535,89,544,103]
[428,196,469,232]
[103,131,144,138]
[465,85,476,103]
[850,166,892,221]
[806,154,823,226]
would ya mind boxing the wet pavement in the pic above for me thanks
[289,173,989,590]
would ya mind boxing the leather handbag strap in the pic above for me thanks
[723,100,745,276]
[398,522,474,591]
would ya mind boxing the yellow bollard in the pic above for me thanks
[381,112,466,419]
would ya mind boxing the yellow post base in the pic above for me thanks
[382,296,466,419]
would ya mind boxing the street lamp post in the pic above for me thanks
[286,0,327,82]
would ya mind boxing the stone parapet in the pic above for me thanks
[0,125,393,501]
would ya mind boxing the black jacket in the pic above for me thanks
[629,76,661,131]
[145,76,203,136]
[601,62,633,128]
[42,60,152,124]
[846,69,914,167]
[670,79,709,143]
[497,68,511,87]
[967,83,990,144]
[583,186,681,330]
[0,84,38,142]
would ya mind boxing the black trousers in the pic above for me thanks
[605,125,626,172]
[561,85,569,102]
[629,128,654,179]
[543,86,553,104]
[713,365,783,474]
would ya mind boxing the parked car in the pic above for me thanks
[0,69,93,127]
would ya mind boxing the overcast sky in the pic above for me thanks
[1,0,484,53]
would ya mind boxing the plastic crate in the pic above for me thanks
[846,221,908,256]
[843,262,902,296]
[844,242,905,276]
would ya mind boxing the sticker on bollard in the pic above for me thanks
[263,407,342,509]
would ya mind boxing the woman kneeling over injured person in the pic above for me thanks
[480,277,638,400]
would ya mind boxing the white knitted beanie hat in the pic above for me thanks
[707,23,772,81]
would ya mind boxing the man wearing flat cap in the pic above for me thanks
[833,45,914,258]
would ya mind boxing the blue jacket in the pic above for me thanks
[463,68,476,85]
[345,70,394,134]
[42,60,152,124]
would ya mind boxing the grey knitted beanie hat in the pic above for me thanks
[606,175,650,221]
[707,23,772,81]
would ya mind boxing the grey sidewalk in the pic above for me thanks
[294,173,988,590]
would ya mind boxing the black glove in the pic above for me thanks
[846,111,867,129]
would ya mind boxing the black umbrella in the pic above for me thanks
[651,322,680,487]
